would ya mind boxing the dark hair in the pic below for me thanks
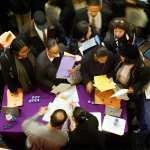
[86,0,101,5]
[73,107,88,123]
[72,21,89,40]
[109,18,129,32]
[95,46,112,58]
[50,109,67,127]
[47,38,57,49]
[10,37,27,54]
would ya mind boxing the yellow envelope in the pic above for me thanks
[7,88,23,107]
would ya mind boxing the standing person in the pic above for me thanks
[0,37,36,93]
[22,107,69,150]
[80,46,115,93]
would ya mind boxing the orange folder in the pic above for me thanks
[7,88,23,107]
[95,89,121,109]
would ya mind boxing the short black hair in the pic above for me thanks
[10,37,26,54]
[73,107,87,123]
[47,38,57,49]
[95,46,112,58]
[50,109,67,127]
[72,21,89,40]
[86,0,101,5]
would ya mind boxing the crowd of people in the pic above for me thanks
[0,0,150,149]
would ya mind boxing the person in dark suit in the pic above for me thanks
[74,0,112,38]
[64,107,106,150]
[21,11,65,57]
[0,37,36,93]
[36,38,68,91]
[80,46,115,93]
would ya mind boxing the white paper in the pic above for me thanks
[102,115,126,136]
[145,82,150,99]
[90,112,102,131]
[111,89,128,98]
[51,83,71,94]
[79,37,97,55]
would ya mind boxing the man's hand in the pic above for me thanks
[37,106,48,116]
[86,81,94,93]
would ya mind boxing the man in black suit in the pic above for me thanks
[21,11,65,57]
[74,0,112,38]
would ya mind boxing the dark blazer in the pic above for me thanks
[36,50,68,91]
[64,112,105,150]
[74,8,112,38]
[21,21,65,57]
[80,50,115,84]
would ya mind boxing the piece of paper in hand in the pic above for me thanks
[56,56,75,79]
[102,115,126,135]
[111,89,128,98]
[145,83,150,99]
[90,112,102,131]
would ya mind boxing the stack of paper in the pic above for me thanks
[0,31,15,48]
[94,75,116,92]
[56,55,75,79]
[102,115,126,136]
[90,112,102,131]
[7,88,23,107]
[51,83,71,95]
[105,106,122,117]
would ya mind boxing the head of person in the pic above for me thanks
[73,107,88,125]
[46,38,60,58]
[10,37,29,59]
[72,21,92,41]
[120,45,139,64]
[94,46,112,64]
[50,109,67,128]
[87,0,101,17]
[110,18,129,39]
[33,11,48,30]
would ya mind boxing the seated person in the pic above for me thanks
[68,20,101,56]
[64,107,105,150]
[104,17,135,56]
[0,37,36,93]
[22,107,68,150]
[36,38,69,91]
[80,46,115,93]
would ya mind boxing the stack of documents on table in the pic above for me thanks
[56,54,75,79]
[102,115,126,136]
[7,88,23,107]
[90,112,102,131]
[105,106,122,117]
[51,83,71,95]
[94,75,116,92]
[0,31,15,48]
[43,86,80,122]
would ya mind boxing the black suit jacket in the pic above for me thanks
[74,8,112,38]
[21,21,65,57]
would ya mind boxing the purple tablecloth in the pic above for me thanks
[0,85,128,133]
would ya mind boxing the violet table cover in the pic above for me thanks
[0,85,128,133]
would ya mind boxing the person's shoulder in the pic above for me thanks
[37,51,47,64]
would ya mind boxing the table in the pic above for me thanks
[0,85,128,133]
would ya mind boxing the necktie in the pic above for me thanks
[42,30,47,45]
[91,16,96,28]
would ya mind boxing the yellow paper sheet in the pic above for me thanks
[94,75,116,92]
[7,88,23,107]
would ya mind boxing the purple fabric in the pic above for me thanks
[0,85,128,133]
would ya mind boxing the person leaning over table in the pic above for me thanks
[63,107,106,150]
[0,37,36,93]
[80,46,115,93]
[22,107,69,150]
[36,38,70,91]
[114,46,150,132]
